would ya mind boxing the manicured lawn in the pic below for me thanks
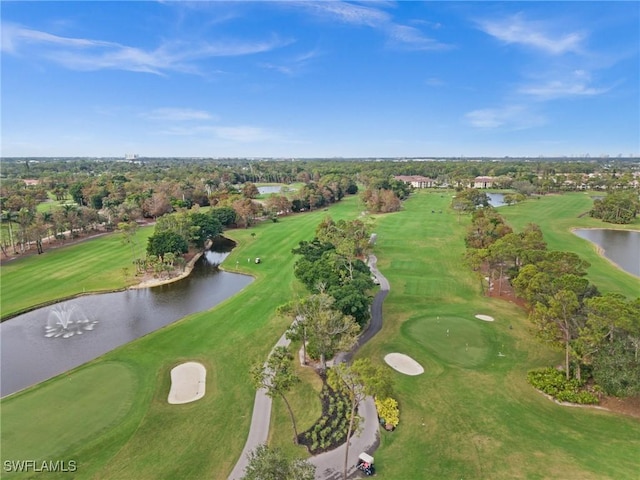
[350,191,640,479]
[1,191,638,480]
[1,362,137,468]
[1,227,154,319]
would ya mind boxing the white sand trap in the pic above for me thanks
[384,353,424,376]
[168,362,206,404]
[475,314,495,322]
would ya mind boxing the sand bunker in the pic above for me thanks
[168,362,206,404]
[475,314,495,322]
[384,353,424,376]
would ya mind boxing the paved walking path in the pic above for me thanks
[228,255,389,480]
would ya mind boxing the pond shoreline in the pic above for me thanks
[0,252,205,322]
[571,227,640,278]
[129,251,204,289]
[1,248,253,398]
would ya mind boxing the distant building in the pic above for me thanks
[473,176,495,188]
[394,175,435,188]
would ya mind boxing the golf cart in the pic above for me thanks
[356,452,375,476]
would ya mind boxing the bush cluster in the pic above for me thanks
[299,382,355,454]
[375,397,400,429]
[527,368,599,405]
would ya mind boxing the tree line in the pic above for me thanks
[463,203,640,399]
[2,156,637,256]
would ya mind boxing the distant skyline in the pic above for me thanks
[2,1,639,158]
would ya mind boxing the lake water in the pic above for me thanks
[573,229,640,277]
[258,185,281,194]
[487,192,507,207]
[0,251,253,397]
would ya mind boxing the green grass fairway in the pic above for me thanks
[1,362,137,474]
[350,191,640,479]
[1,227,153,319]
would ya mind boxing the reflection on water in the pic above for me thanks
[0,251,252,397]
[573,229,640,277]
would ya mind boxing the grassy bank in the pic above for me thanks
[1,227,154,319]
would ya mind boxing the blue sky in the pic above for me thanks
[2,1,638,158]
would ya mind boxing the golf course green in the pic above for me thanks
[1,191,639,479]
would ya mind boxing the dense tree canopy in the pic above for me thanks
[146,231,188,258]
[292,224,374,326]
[189,212,223,248]
[590,191,640,224]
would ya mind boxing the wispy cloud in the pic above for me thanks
[141,108,216,121]
[477,13,585,55]
[294,1,389,28]
[260,48,322,75]
[519,80,608,100]
[465,104,545,130]
[290,1,450,51]
[387,24,451,51]
[1,22,292,75]
[518,70,610,100]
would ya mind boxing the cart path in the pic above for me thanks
[228,254,389,480]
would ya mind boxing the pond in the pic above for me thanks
[258,185,281,195]
[573,229,640,277]
[487,192,507,207]
[0,246,253,397]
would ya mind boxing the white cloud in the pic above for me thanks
[387,24,451,51]
[1,22,292,75]
[1,23,115,52]
[518,70,611,100]
[259,48,322,75]
[142,108,216,121]
[465,104,545,130]
[519,80,608,100]
[477,13,585,55]
[290,1,450,51]
[294,1,390,27]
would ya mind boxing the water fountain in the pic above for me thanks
[44,304,98,338]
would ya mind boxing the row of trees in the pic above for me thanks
[249,215,390,479]
[0,168,358,258]
[464,207,640,396]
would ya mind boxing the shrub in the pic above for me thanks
[527,368,598,405]
[375,397,400,428]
